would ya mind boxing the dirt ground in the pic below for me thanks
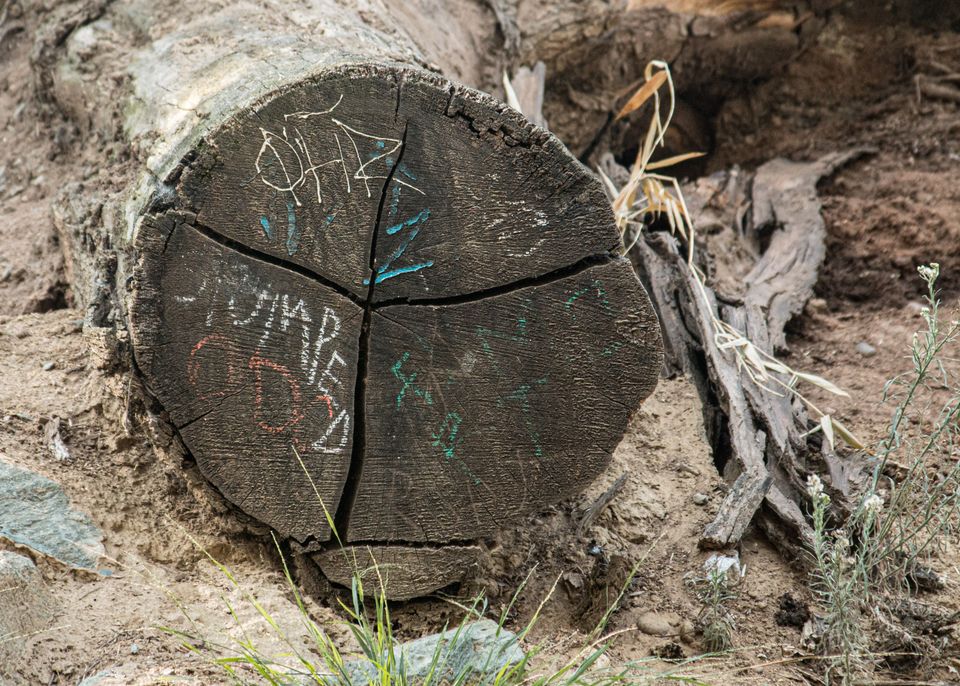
[2,2,960,685]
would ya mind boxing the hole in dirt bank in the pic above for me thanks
[31,283,69,313]
[605,97,715,180]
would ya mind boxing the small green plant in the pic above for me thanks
[806,263,960,683]
[160,534,673,685]
[686,558,739,653]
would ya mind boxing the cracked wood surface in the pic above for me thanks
[130,65,663,556]
[45,0,664,596]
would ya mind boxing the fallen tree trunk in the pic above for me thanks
[38,0,663,597]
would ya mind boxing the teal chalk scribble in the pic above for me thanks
[386,208,430,236]
[564,286,590,309]
[501,378,548,459]
[431,412,462,459]
[431,412,480,484]
[375,261,434,283]
[388,186,402,219]
[363,208,433,286]
[259,216,273,239]
[391,352,433,408]
[564,280,612,315]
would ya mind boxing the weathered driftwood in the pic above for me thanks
[631,150,871,558]
[38,0,663,597]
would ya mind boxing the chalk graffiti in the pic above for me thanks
[252,95,436,286]
[364,208,434,285]
[430,411,480,484]
[500,379,547,460]
[258,200,300,255]
[564,279,612,315]
[431,411,462,459]
[185,276,352,456]
[255,96,424,208]
[391,352,433,408]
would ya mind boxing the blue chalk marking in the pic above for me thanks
[388,186,402,219]
[376,140,385,149]
[564,287,590,309]
[431,412,462,459]
[285,201,299,256]
[398,163,417,181]
[259,216,273,239]
[386,208,430,235]
[501,378,548,459]
[362,208,433,285]
[431,412,480,484]
[372,261,434,284]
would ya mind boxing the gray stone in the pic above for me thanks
[337,619,524,684]
[636,611,680,637]
[855,341,876,357]
[0,459,104,569]
[78,669,118,686]
[704,551,742,579]
[0,551,54,663]
[692,493,708,506]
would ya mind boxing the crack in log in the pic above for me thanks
[373,251,617,309]
[319,537,478,551]
[185,220,366,308]
[334,113,409,540]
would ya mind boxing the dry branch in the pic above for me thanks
[631,150,873,557]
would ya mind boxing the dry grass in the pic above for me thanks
[597,60,861,451]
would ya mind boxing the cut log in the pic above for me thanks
[314,545,481,601]
[39,1,662,596]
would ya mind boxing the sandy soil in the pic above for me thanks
[1,2,959,685]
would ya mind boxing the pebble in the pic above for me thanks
[692,493,708,506]
[42,361,55,371]
[806,297,828,315]
[636,611,680,637]
[855,341,876,357]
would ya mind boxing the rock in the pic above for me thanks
[855,341,876,357]
[679,619,696,643]
[0,459,105,569]
[704,552,742,579]
[41,361,55,371]
[0,552,55,666]
[78,669,119,686]
[636,611,680,637]
[806,297,828,315]
[692,493,708,506]
[341,619,524,684]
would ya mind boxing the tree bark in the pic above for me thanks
[39,0,664,597]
